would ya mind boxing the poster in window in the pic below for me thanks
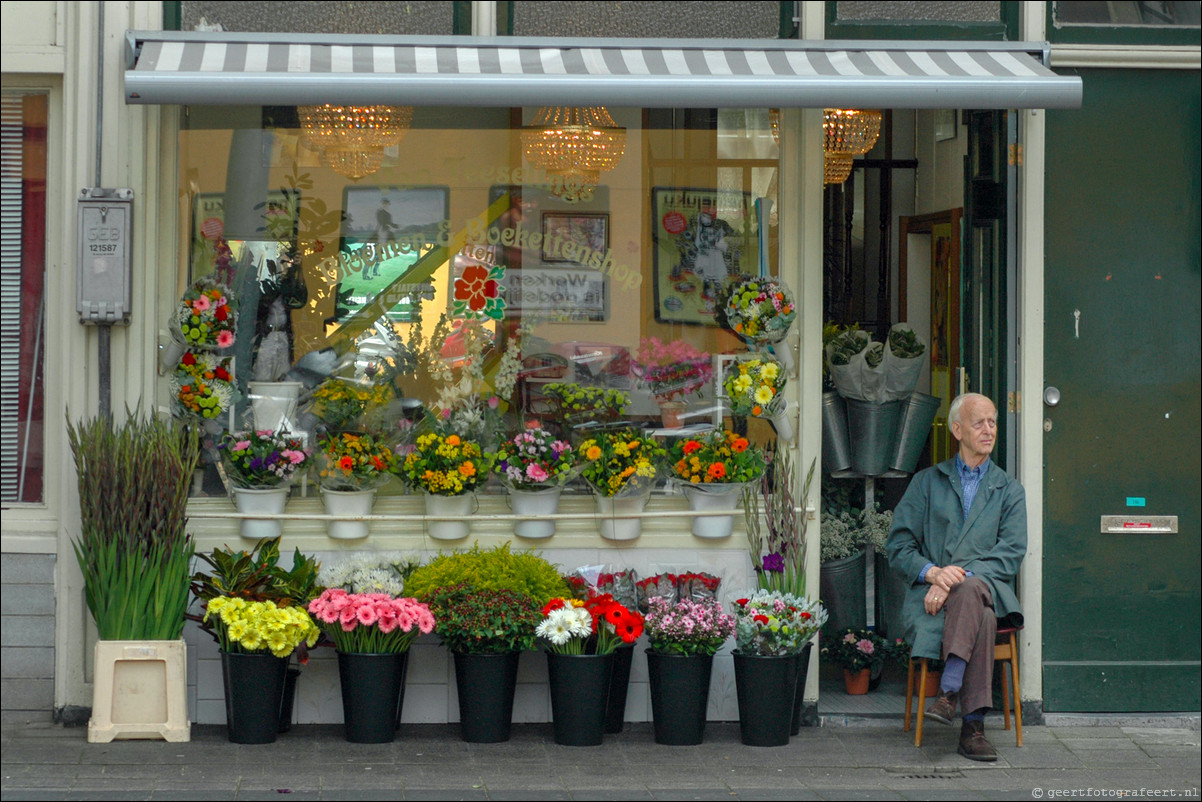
[334,185,449,325]
[651,186,758,326]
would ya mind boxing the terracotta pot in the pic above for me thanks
[843,667,871,695]
[923,670,943,698]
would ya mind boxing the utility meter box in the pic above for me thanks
[77,187,133,324]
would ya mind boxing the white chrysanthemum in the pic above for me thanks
[536,610,574,646]
[565,607,593,638]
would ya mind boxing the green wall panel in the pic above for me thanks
[1043,68,1201,712]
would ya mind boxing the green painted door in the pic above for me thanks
[1043,68,1201,711]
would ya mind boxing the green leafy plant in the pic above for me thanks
[403,542,568,604]
[189,536,320,607]
[424,583,544,654]
[67,411,200,640]
[744,448,815,597]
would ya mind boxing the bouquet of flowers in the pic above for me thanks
[170,351,236,420]
[423,583,545,654]
[636,572,678,612]
[175,275,236,350]
[722,356,786,418]
[492,427,577,490]
[578,428,665,498]
[822,627,887,673]
[542,382,629,422]
[667,429,765,486]
[307,588,435,654]
[431,394,505,449]
[309,378,395,433]
[644,596,734,657]
[745,449,816,597]
[732,590,827,657]
[676,571,721,602]
[220,430,309,489]
[203,596,320,659]
[399,431,492,496]
[724,277,796,345]
[316,432,398,491]
[536,594,644,655]
[317,552,420,598]
[631,337,713,403]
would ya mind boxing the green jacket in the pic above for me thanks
[885,458,1027,659]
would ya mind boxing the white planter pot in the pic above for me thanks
[594,492,649,542]
[424,492,474,541]
[247,381,303,434]
[88,640,189,743]
[681,483,745,539]
[232,486,290,540]
[509,486,562,539]
[321,487,376,540]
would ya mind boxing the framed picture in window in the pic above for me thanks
[540,212,609,264]
[651,186,758,326]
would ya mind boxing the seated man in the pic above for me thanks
[886,392,1026,761]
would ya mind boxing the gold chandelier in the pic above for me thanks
[823,109,882,185]
[521,107,627,189]
[298,105,413,179]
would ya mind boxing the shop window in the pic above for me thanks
[0,92,47,504]
[177,1,458,35]
[509,0,784,39]
[1048,0,1200,43]
[170,104,785,498]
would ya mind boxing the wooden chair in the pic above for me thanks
[904,625,1023,747]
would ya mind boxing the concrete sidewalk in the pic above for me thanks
[2,717,1199,801]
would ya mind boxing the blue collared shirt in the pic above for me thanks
[918,455,990,583]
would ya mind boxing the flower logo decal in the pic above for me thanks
[452,263,506,320]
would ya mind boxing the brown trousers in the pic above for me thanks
[941,577,997,714]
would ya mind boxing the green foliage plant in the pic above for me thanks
[403,542,568,605]
[744,448,815,597]
[67,411,200,640]
[189,536,320,608]
[423,583,544,654]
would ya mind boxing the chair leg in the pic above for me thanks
[904,657,915,732]
[915,658,928,747]
[1009,633,1023,747]
[1001,658,1012,731]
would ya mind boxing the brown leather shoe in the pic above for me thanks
[924,693,957,726]
[958,719,998,762]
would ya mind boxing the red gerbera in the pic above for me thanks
[542,598,566,616]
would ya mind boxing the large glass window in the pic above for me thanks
[0,92,47,504]
[172,105,784,498]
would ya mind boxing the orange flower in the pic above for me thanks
[731,438,749,453]
[682,440,702,455]
[707,462,727,480]
[752,405,763,416]
[458,462,476,477]
[446,434,461,447]
[586,445,602,460]
[339,456,354,471]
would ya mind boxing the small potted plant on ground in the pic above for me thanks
[822,627,888,695]
[643,595,735,745]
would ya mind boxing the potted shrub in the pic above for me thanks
[643,595,735,745]
[67,411,200,744]
[819,502,871,634]
[404,543,568,743]
[424,584,544,743]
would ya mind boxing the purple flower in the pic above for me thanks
[762,553,785,573]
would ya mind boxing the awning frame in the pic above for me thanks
[124,32,1082,110]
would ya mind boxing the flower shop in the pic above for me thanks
[4,0,1112,741]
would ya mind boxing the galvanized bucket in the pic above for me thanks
[845,399,904,476]
[821,391,853,473]
[889,392,942,474]
[819,549,868,634]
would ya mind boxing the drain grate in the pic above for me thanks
[896,772,966,780]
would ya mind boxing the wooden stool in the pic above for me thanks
[904,625,1023,747]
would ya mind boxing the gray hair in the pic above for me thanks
[948,392,994,426]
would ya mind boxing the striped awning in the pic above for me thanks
[124,32,1082,110]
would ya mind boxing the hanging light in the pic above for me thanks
[298,105,413,180]
[822,109,882,185]
[521,107,627,190]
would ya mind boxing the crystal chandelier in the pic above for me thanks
[823,109,882,185]
[521,107,627,189]
[298,105,413,180]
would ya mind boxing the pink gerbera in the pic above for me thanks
[216,330,235,349]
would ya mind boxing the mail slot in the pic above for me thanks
[1100,515,1178,534]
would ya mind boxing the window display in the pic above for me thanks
[169,105,796,509]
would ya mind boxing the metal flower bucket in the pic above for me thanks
[889,392,942,474]
[822,392,853,473]
[845,399,904,476]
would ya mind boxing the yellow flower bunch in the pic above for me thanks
[310,378,393,431]
[401,432,492,496]
[722,357,786,417]
[204,596,320,659]
[317,432,398,491]
[578,429,665,497]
